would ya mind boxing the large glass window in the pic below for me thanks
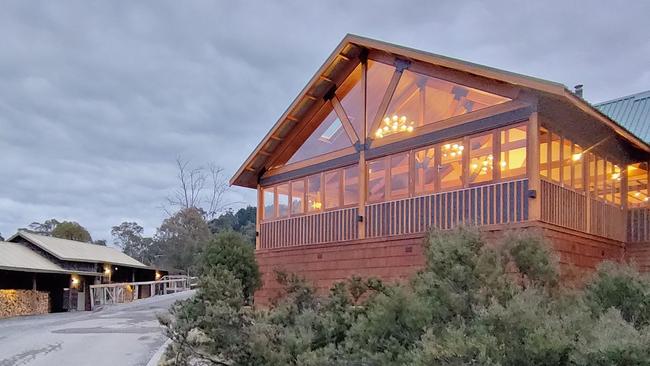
[291,180,304,215]
[440,140,464,190]
[368,158,386,202]
[573,144,584,191]
[307,174,322,212]
[343,165,359,206]
[366,61,396,136]
[540,128,549,178]
[562,138,573,187]
[288,104,353,164]
[550,132,561,182]
[605,160,614,203]
[324,170,341,209]
[628,162,649,206]
[390,152,410,198]
[336,64,364,137]
[500,125,527,179]
[588,153,597,196]
[263,188,275,220]
[613,164,622,205]
[277,184,289,218]
[377,69,509,141]
[597,157,606,200]
[415,147,436,194]
[468,134,493,184]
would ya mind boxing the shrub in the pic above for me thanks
[161,227,650,366]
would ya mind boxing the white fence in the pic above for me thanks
[89,277,191,310]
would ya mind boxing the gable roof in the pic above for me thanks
[8,231,148,269]
[0,241,100,275]
[595,90,650,144]
[231,34,650,188]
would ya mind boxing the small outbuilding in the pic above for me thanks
[0,231,162,318]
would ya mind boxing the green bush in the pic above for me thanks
[161,227,650,366]
[200,231,261,301]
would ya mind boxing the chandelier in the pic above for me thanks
[374,115,415,139]
[441,143,464,158]
[471,154,493,173]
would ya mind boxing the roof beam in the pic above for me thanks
[331,96,360,144]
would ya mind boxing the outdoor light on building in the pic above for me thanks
[375,115,415,139]
[71,276,80,287]
[310,201,322,210]
[572,153,583,162]
[155,271,162,280]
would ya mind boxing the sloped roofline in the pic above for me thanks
[231,34,650,188]
[8,231,150,269]
[0,241,102,276]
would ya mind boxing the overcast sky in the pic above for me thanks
[0,1,648,242]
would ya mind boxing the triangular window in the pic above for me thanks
[287,103,353,164]
[336,63,364,138]
[372,69,510,140]
[365,60,396,136]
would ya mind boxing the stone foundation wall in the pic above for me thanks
[0,289,50,318]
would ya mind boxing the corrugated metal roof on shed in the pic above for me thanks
[9,231,149,269]
[0,241,98,275]
[595,90,650,144]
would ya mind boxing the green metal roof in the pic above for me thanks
[595,90,650,144]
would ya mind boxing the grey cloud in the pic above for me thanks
[0,0,648,241]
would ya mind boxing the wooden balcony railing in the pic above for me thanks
[540,180,587,232]
[628,207,650,243]
[589,199,626,242]
[259,207,359,249]
[365,179,529,238]
[540,179,626,242]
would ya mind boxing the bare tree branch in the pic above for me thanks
[164,157,232,219]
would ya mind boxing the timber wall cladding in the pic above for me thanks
[254,223,628,306]
[255,235,426,306]
[0,289,50,318]
[626,243,650,272]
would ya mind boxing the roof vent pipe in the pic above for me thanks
[574,84,584,98]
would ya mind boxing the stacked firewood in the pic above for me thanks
[0,289,49,318]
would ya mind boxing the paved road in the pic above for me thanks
[0,290,195,366]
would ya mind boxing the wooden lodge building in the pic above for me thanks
[230,34,650,304]
[0,231,161,317]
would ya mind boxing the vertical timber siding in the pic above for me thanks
[260,207,359,249]
[365,180,529,238]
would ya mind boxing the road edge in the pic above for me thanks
[146,338,172,366]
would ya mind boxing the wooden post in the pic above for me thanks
[527,111,541,221]
[622,164,628,241]
[358,59,368,239]
[256,184,263,249]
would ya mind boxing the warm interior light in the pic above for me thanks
[571,153,583,162]
[311,201,322,210]
[441,142,464,158]
[375,115,415,139]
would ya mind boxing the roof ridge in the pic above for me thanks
[595,89,650,106]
